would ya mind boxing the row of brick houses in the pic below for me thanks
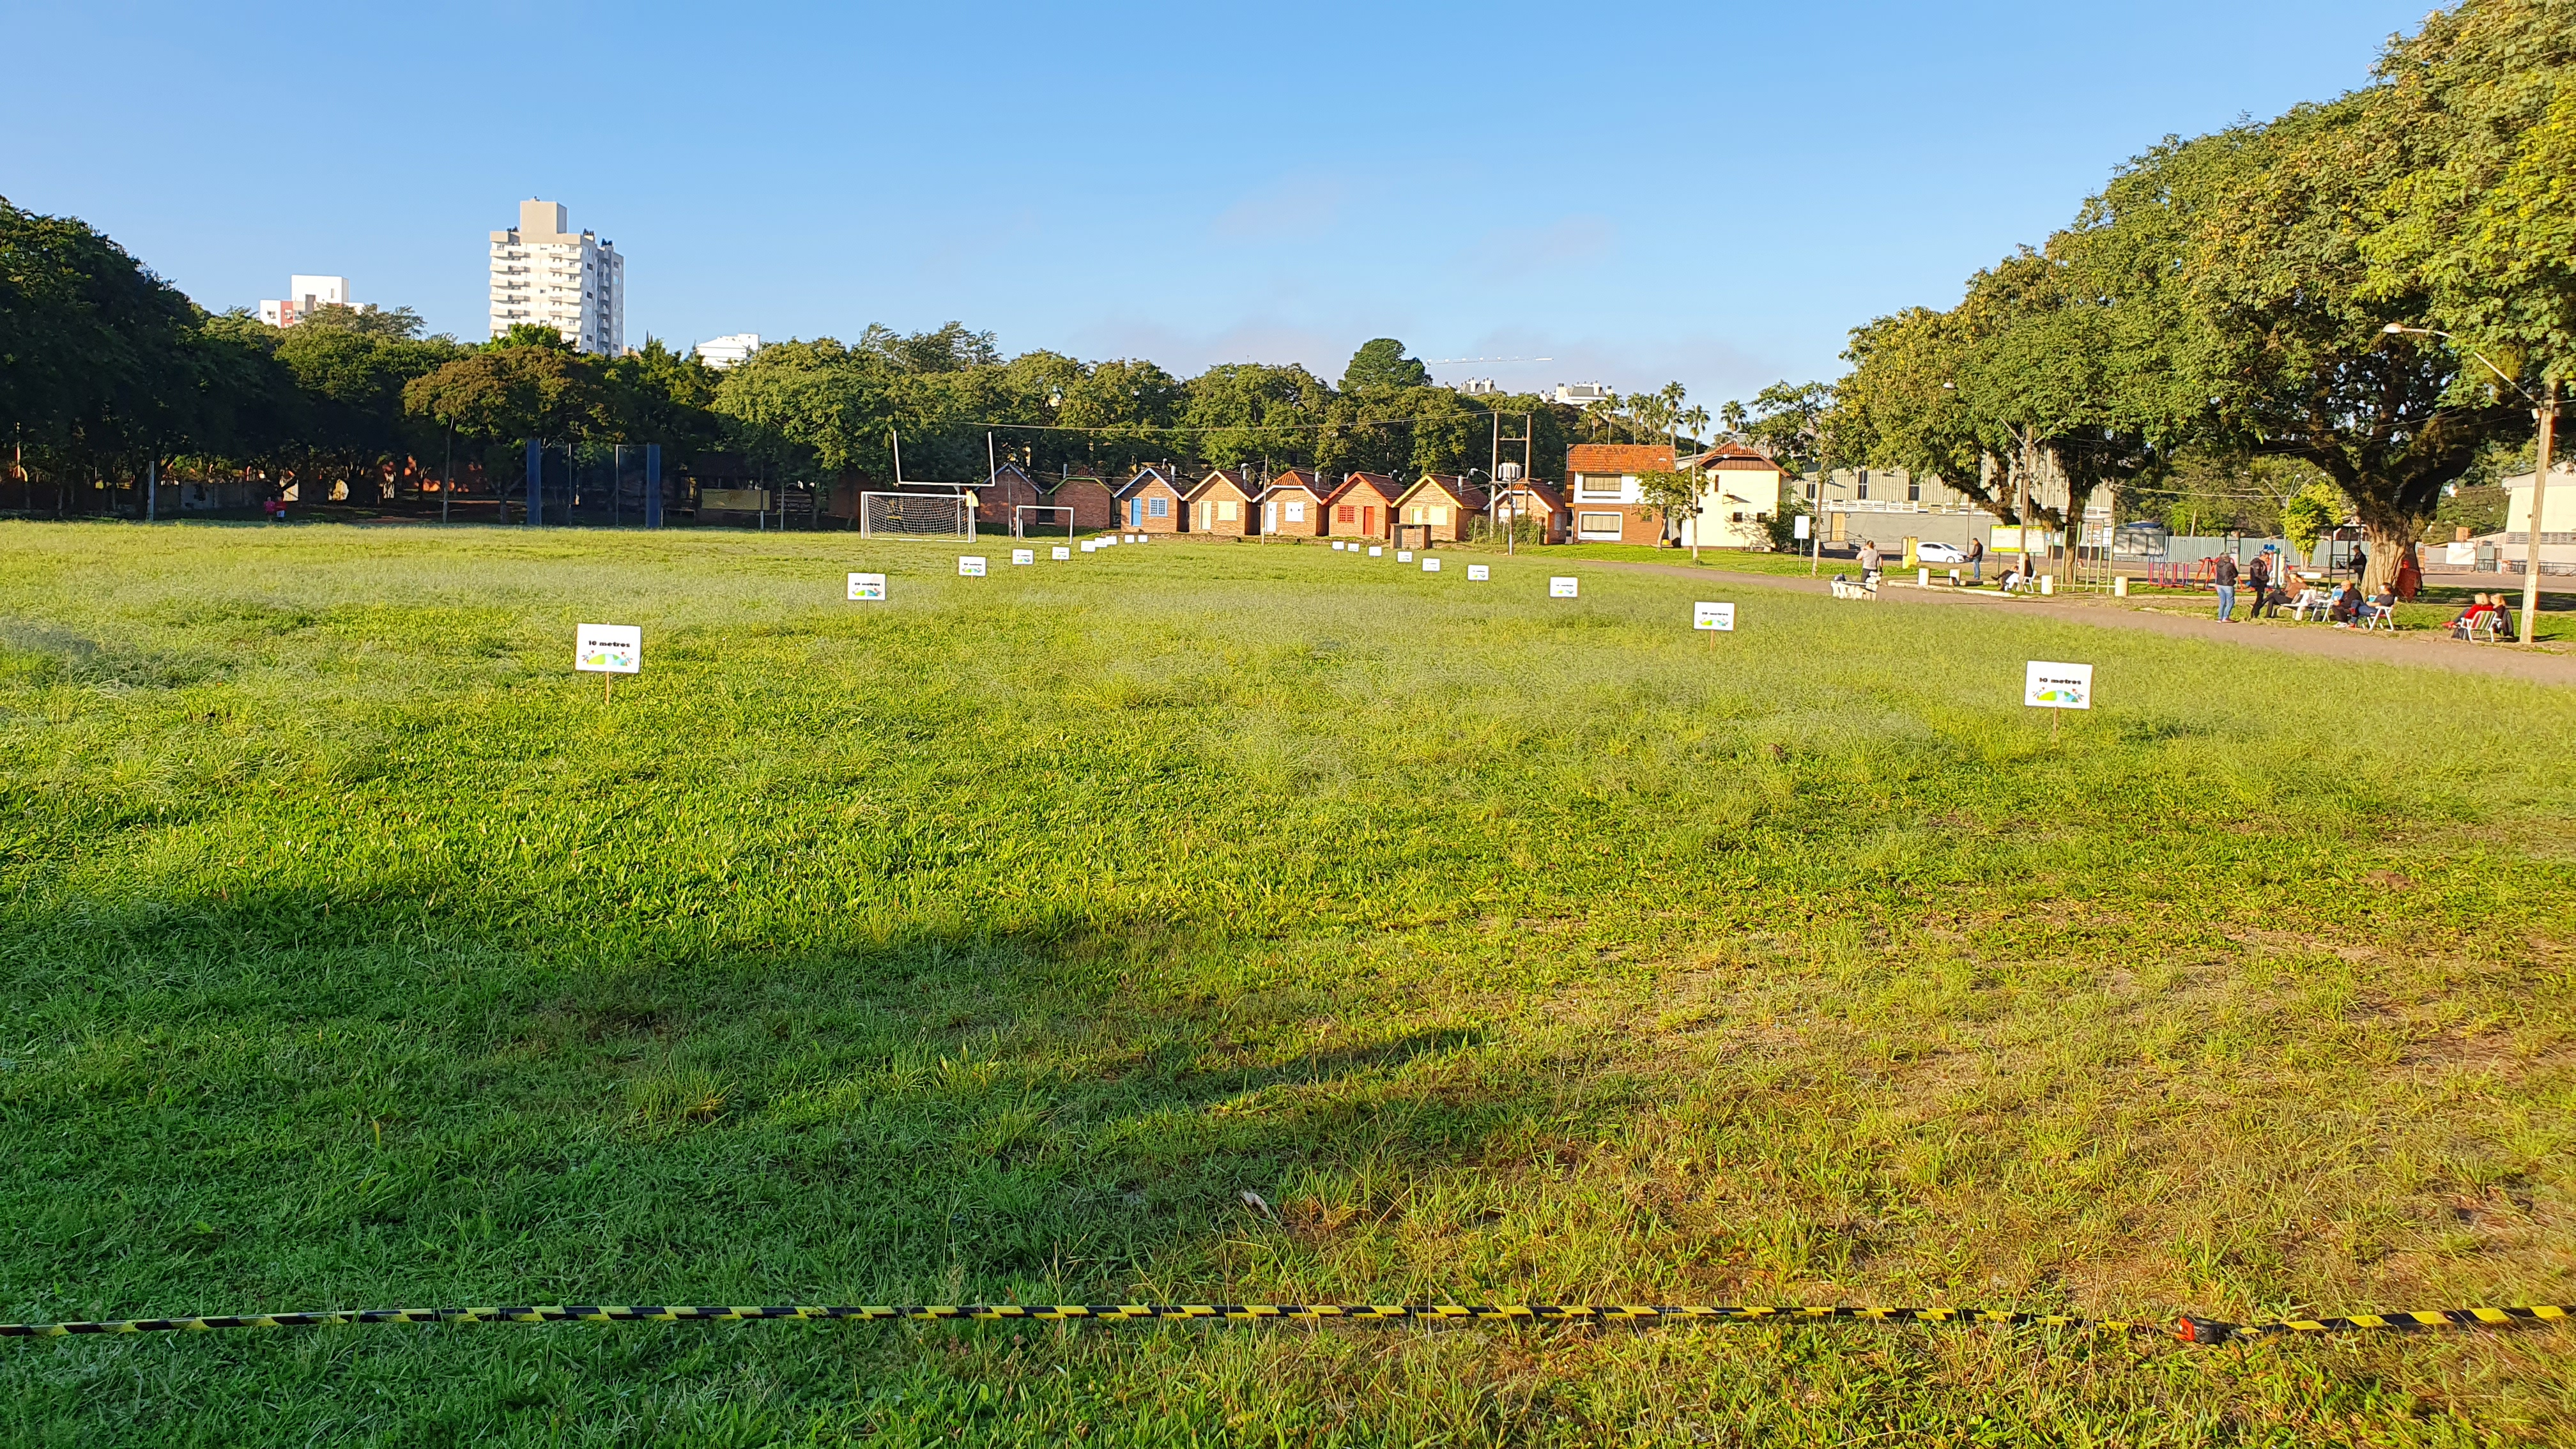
[955,463,1563,542]
[953,445,1788,545]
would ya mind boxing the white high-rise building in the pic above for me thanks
[259,275,351,328]
[488,199,624,355]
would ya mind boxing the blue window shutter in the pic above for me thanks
[1130,498,1142,526]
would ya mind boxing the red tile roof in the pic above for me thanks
[1687,443,1784,471]
[1565,443,1675,475]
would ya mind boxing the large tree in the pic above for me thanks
[1340,337,1427,394]
[0,197,201,495]
[2090,98,2525,590]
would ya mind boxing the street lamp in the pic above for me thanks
[2385,324,2553,644]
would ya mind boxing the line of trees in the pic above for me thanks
[1,196,737,509]
[700,330,1621,489]
[3,198,1654,512]
[1797,0,2573,592]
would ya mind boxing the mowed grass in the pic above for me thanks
[1,521,2572,1446]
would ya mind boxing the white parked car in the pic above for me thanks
[1915,541,1970,564]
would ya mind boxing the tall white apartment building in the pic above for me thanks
[259,275,351,328]
[489,199,624,355]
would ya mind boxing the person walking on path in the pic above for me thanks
[1966,536,1985,585]
[2212,552,2241,622]
[2246,551,2273,620]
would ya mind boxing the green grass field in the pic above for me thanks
[3,523,2572,1446]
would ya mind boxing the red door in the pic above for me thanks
[1364,505,1377,535]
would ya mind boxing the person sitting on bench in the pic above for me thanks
[2327,581,2363,627]
[2450,593,2502,640]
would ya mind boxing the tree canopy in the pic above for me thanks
[1814,0,2568,589]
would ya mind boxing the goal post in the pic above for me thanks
[1012,504,1074,541]
[861,490,972,540]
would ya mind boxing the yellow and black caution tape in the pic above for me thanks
[1,1301,2568,1344]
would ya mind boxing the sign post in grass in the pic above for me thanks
[576,624,641,703]
[1694,601,1735,648]
[848,572,886,601]
[2024,660,2093,740]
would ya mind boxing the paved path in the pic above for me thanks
[1584,559,2576,688]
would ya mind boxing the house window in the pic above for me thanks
[1406,506,1424,523]
[1430,505,1448,524]
[1216,500,1238,522]
[1577,511,1623,536]
[1337,505,1356,523]
[1856,482,1869,500]
[1147,496,1169,518]
[1576,473,1623,500]
[1805,482,1818,500]
[1285,500,1306,522]
[1907,479,1921,502]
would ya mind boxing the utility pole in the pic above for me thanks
[440,423,453,525]
[2522,380,2557,644]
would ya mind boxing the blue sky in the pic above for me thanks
[4,1,2429,406]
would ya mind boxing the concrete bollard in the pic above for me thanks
[2113,575,2129,598]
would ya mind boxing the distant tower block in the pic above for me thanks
[258,275,351,328]
[489,199,625,355]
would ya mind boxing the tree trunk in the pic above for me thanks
[2356,507,2418,596]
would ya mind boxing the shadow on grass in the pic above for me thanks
[0,880,1568,1326]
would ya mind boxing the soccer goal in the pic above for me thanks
[861,491,972,540]
[1012,504,1073,541]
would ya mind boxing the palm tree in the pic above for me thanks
[1582,395,1621,441]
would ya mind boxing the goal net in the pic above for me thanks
[861,491,971,540]
[1012,504,1073,539]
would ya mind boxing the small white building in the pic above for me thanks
[694,334,763,369]
[1680,444,1786,550]
[489,199,624,356]
[1556,381,1614,406]
[259,275,350,328]
[2487,463,2576,572]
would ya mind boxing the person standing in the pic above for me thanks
[2246,550,2273,619]
[1859,539,1883,590]
[2211,551,2241,622]
[1966,535,1985,585]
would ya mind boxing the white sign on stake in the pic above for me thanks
[1368,545,1384,558]
[2024,661,2094,709]
[1012,548,1034,565]
[847,572,886,602]
[576,623,641,673]
[1397,549,1413,562]
[1082,540,1097,553]
[1693,601,1735,631]
[1550,576,1579,598]
[1794,514,1813,540]
[1422,556,1441,572]
[1332,540,1346,551]
[958,555,988,577]
[1052,546,1071,560]
[1467,564,1490,581]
